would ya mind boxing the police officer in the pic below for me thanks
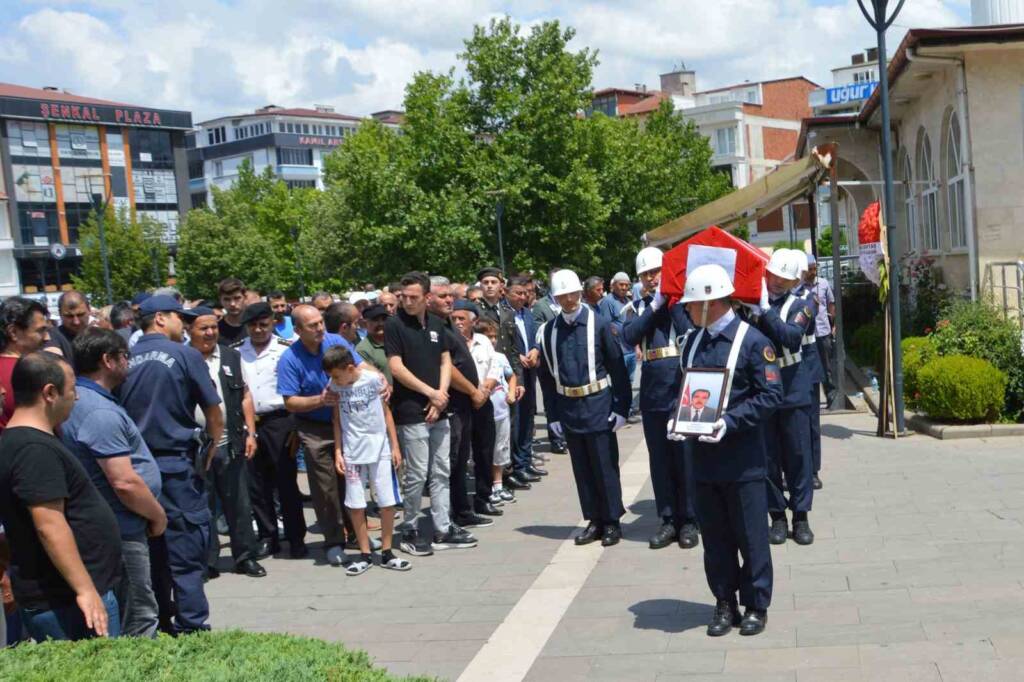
[120,295,222,634]
[791,251,824,491]
[672,264,783,636]
[744,250,816,546]
[236,303,308,559]
[622,247,699,550]
[531,268,567,455]
[538,270,631,546]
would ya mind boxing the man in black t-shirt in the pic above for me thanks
[217,277,249,345]
[0,352,122,641]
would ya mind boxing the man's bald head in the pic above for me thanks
[291,304,319,328]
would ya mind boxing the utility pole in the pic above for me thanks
[91,193,114,306]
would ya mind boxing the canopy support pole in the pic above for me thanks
[829,163,847,410]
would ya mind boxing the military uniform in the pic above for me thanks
[793,284,824,479]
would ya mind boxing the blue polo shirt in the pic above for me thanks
[277,333,363,423]
[120,333,221,454]
[274,316,295,339]
[62,378,162,537]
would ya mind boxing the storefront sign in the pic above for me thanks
[0,96,192,130]
[825,82,878,106]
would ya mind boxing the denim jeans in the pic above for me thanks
[20,589,120,641]
[118,534,159,637]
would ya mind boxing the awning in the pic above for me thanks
[644,143,836,247]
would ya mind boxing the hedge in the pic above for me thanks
[916,355,1006,423]
[901,336,937,407]
[849,318,885,371]
[0,630,436,682]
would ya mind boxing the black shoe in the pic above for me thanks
[399,531,434,557]
[739,608,767,636]
[706,600,741,637]
[505,473,532,490]
[768,516,788,545]
[574,522,603,546]
[234,559,267,578]
[678,522,700,549]
[551,442,568,454]
[289,541,309,559]
[432,527,478,550]
[525,465,548,477]
[473,502,504,517]
[649,522,677,549]
[517,469,541,483]
[255,538,278,559]
[792,520,815,545]
[456,512,495,528]
[813,473,823,490]
[601,524,622,547]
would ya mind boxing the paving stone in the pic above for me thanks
[795,621,926,647]
[723,645,859,672]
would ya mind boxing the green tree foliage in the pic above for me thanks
[817,226,847,257]
[72,206,168,303]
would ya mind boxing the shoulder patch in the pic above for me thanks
[765,364,781,383]
[763,346,777,363]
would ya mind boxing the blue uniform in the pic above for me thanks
[794,285,824,475]
[622,298,697,526]
[120,333,221,634]
[754,294,816,514]
[680,313,783,611]
[538,306,631,524]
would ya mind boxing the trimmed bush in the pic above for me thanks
[917,355,1006,423]
[849,318,885,371]
[901,336,938,407]
[0,630,436,682]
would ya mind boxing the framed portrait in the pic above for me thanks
[670,368,729,436]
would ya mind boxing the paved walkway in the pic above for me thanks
[208,411,1024,681]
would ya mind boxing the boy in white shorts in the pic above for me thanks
[324,345,411,576]
[475,319,520,506]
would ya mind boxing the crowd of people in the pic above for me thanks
[0,244,836,643]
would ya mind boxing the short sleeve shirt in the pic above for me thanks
[330,371,388,465]
[355,336,392,385]
[277,333,363,423]
[119,333,222,453]
[812,278,835,337]
[384,310,451,425]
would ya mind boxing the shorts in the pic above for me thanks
[493,417,511,467]
[344,458,402,509]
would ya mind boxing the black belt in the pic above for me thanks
[255,409,289,424]
[151,449,189,458]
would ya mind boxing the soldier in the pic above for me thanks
[537,270,631,547]
[672,264,783,637]
[622,247,699,550]
[792,251,825,491]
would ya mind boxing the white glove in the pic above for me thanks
[549,421,564,439]
[608,413,627,432]
[740,302,762,317]
[758,278,770,312]
[698,418,728,444]
[666,419,688,442]
[650,286,665,312]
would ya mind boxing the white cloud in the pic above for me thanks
[0,0,971,122]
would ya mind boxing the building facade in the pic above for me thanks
[0,83,192,294]
[188,105,400,206]
[808,49,880,116]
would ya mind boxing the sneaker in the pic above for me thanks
[398,531,434,557]
[498,487,516,503]
[432,527,478,551]
[455,512,494,529]
[488,490,505,507]
[326,545,345,567]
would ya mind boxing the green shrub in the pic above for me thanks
[849,318,885,371]
[917,355,1005,423]
[0,630,435,682]
[931,300,1024,418]
[901,336,937,407]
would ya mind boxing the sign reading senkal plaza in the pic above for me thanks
[0,95,192,130]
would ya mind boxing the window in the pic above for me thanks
[206,127,225,145]
[279,122,285,133]
[302,124,310,134]
[276,148,314,165]
[188,159,204,179]
[285,179,316,189]
[900,149,918,253]
[713,127,737,155]
[946,113,967,249]
[214,160,224,177]
[916,131,940,251]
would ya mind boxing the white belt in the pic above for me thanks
[643,346,680,361]
[802,334,815,346]
[556,376,611,398]
[778,351,802,368]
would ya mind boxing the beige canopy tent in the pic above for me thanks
[643,143,836,247]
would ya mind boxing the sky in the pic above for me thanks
[0,1,972,123]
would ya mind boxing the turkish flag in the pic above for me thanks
[660,226,770,305]
[679,382,691,408]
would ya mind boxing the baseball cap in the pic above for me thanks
[241,302,273,324]
[184,306,216,320]
[362,303,389,320]
[131,291,153,306]
[139,295,186,317]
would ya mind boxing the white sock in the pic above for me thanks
[492,483,503,492]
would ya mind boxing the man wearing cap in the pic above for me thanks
[537,269,631,547]
[673,263,783,636]
[355,303,393,385]
[119,295,223,634]
[623,246,700,551]
[234,303,307,559]
[476,267,522,385]
[531,268,567,455]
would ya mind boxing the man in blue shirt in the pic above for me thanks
[598,272,637,412]
[277,304,368,567]
[119,295,222,635]
[62,327,166,638]
[268,291,294,340]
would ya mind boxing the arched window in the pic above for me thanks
[916,131,939,251]
[900,149,918,253]
[946,113,967,249]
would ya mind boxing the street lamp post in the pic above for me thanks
[91,193,114,306]
[857,0,906,434]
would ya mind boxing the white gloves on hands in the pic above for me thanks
[698,418,728,444]
[608,413,627,432]
[650,286,665,312]
[666,420,687,442]
[758,278,770,313]
[550,421,564,439]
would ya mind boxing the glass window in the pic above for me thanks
[286,123,294,133]
[55,124,101,160]
[128,129,174,168]
[916,132,939,251]
[279,122,285,133]
[302,124,310,134]
[7,121,49,159]
[946,113,967,249]
[276,148,314,165]
[900,149,918,253]
[713,127,737,155]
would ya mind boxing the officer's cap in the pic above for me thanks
[476,266,504,283]
[242,302,273,325]
[453,299,480,317]
[184,306,216,320]
[131,291,153,306]
[363,303,389,320]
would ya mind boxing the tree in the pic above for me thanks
[817,226,848,257]
[73,206,168,303]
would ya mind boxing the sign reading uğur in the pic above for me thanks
[0,95,193,130]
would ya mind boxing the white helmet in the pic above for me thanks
[766,249,801,281]
[635,247,664,275]
[549,269,583,297]
[680,264,735,303]
[792,250,809,276]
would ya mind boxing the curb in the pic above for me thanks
[906,413,1024,440]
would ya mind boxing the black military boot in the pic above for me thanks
[792,512,814,545]
[648,521,676,549]
[706,599,742,637]
[739,608,767,636]
[768,512,788,545]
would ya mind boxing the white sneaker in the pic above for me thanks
[498,487,516,503]
[326,546,345,567]
[488,490,505,506]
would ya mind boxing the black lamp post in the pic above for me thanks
[857,0,906,434]
[91,193,114,306]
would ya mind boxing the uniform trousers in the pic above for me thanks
[248,411,306,546]
[206,445,259,567]
[512,368,537,472]
[695,480,773,611]
[148,453,210,634]
[294,418,355,550]
[565,429,625,524]
[765,408,814,513]
[808,386,822,474]
[816,335,837,406]
[641,410,696,524]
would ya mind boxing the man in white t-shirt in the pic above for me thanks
[324,345,410,576]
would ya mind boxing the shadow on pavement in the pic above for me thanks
[515,524,580,540]
[821,423,856,439]
[629,599,712,633]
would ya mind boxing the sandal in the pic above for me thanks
[380,554,412,571]
[344,558,372,576]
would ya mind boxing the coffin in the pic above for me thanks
[660,226,770,305]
